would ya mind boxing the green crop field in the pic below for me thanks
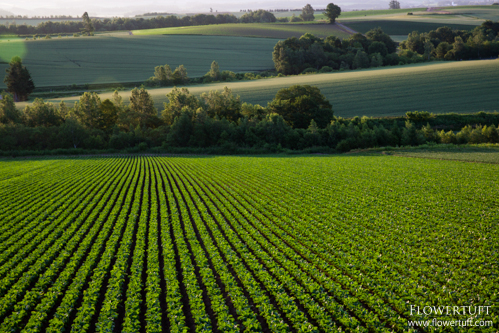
[132,22,352,39]
[0,155,497,332]
[389,146,499,163]
[339,5,499,35]
[342,20,479,35]
[39,59,499,118]
[0,35,277,88]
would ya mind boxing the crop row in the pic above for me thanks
[0,156,496,333]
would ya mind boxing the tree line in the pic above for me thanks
[273,28,399,74]
[399,20,499,60]
[0,3,343,36]
[1,85,498,154]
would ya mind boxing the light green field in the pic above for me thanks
[132,22,352,39]
[340,5,498,35]
[35,59,499,118]
[390,146,499,163]
[0,35,277,88]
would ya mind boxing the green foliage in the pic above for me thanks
[240,10,277,23]
[324,3,342,24]
[23,99,63,127]
[267,85,333,129]
[162,87,199,125]
[200,86,242,122]
[406,111,436,121]
[389,0,400,9]
[301,4,315,22]
[172,65,189,85]
[3,56,35,102]
[0,92,21,124]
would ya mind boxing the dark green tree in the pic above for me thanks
[300,4,315,21]
[324,3,341,23]
[267,85,333,129]
[23,99,63,127]
[4,56,35,102]
[82,12,94,35]
[0,92,21,124]
[389,0,401,9]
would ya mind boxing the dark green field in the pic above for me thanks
[342,20,479,35]
[0,35,277,88]
[132,22,352,39]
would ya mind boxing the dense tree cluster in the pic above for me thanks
[272,29,399,75]
[240,10,277,23]
[399,21,499,60]
[1,85,498,154]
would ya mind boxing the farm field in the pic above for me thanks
[0,35,277,88]
[0,155,498,332]
[37,59,499,118]
[132,22,352,39]
[389,146,499,163]
[340,5,498,35]
[341,20,480,35]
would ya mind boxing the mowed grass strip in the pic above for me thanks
[132,22,352,39]
[0,35,277,88]
[39,59,499,117]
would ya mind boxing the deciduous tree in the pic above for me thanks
[267,85,333,129]
[3,56,35,102]
[300,4,315,21]
[324,3,341,23]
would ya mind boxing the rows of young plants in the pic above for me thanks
[0,156,497,332]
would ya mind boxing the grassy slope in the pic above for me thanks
[0,34,277,88]
[132,22,352,39]
[34,59,499,118]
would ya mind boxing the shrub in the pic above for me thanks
[406,111,435,121]
[301,68,317,74]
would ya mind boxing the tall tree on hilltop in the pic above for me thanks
[82,12,94,35]
[389,0,401,9]
[4,56,35,102]
[300,4,315,21]
[324,3,341,23]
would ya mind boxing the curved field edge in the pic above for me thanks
[132,22,352,39]
[28,59,499,118]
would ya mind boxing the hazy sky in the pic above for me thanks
[0,0,401,17]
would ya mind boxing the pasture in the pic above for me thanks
[0,155,496,332]
[0,35,277,88]
[38,59,499,118]
[132,22,352,39]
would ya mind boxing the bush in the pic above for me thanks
[406,111,435,121]
[301,68,317,74]
[319,66,333,73]
[73,33,80,37]
[407,12,413,15]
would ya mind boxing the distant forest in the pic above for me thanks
[0,10,280,35]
